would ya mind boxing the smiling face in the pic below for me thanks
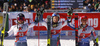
[18,20,24,24]
[81,19,87,25]
[17,17,25,24]
[52,16,59,23]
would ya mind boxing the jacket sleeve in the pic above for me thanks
[7,26,14,37]
[91,27,98,43]
[39,21,47,28]
[28,22,37,29]
[28,14,40,28]
[60,20,68,28]
[91,27,97,39]
[67,18,75,30]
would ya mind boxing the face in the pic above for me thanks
[18,20,24,24]
[81,19,87,25]
[53,16,59,23]
[17,17,25,24]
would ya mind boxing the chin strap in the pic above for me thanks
[52,22,58,27]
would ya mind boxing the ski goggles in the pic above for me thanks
[17,17,25,21]
[81,19,87,21]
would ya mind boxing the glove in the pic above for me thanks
[37,7,44,16]
[67,8,73,19]
[94,42,98,46]
[0,32,8,38]
[37,10,41,17]
[93,39,99,46]
[35,7,44,22]
[5,32,8,37]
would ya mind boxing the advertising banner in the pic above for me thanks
[8,12,100,36]
[33,13,100,31]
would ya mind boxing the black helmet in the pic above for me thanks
[17,13,25,21]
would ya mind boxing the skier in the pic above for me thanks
[4,13,39,46]
[67,15,99,46]
[39,12,71,46]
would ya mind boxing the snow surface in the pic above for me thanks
[4,36,100,46]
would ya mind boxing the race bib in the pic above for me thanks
[81,38,90,43]
[52,34,60,38]
[19,36,27,41]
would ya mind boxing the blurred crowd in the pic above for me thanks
[83,0,100,12]
[0,0,50,12]
[0,0,100,12]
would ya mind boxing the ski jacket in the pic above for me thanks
[68,22,97,43]
[7,22,37,42]
[40,20,68,39]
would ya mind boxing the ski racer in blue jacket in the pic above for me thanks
[37,12,73,46]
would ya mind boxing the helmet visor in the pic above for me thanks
[17,17,25,21]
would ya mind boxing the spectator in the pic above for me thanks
[30,4,34,12]
[0,1,3,7]
[44,1,50,9]
[39,0,44,6]
[27,0,34,5]
[93,0,98,4]
[23,6,28,12]
[90,3,96,12]
[12,0,18,3]
[19,6,23,11]
[28,0,32,3]
[0,7,2,12]
[33,0,38,5]
[11,5,16,11]
[34,8,37,12]
[97,1,100,12]
[8,8,12,12]
[18,0,24,5]
[83,3,91,11]
[87,3,91,11]
[34,4,38,9]
[94,1,100,10]
[0,0,52,12]
[12,0,18,7]
[41,4,44,8]
[86,0,90,3]
[83,1,88,6]
[23,3,27,8]
[28,4,31,12]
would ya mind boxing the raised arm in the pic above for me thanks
[28,7,44,28]
[67,18,75,30]
[28,22,38,29]
[65,8,75,29]
[27,14,40,29]
[40,20,47,28]
[91,27,98,46]
[60,11,75,29]
[35,8,47,28]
